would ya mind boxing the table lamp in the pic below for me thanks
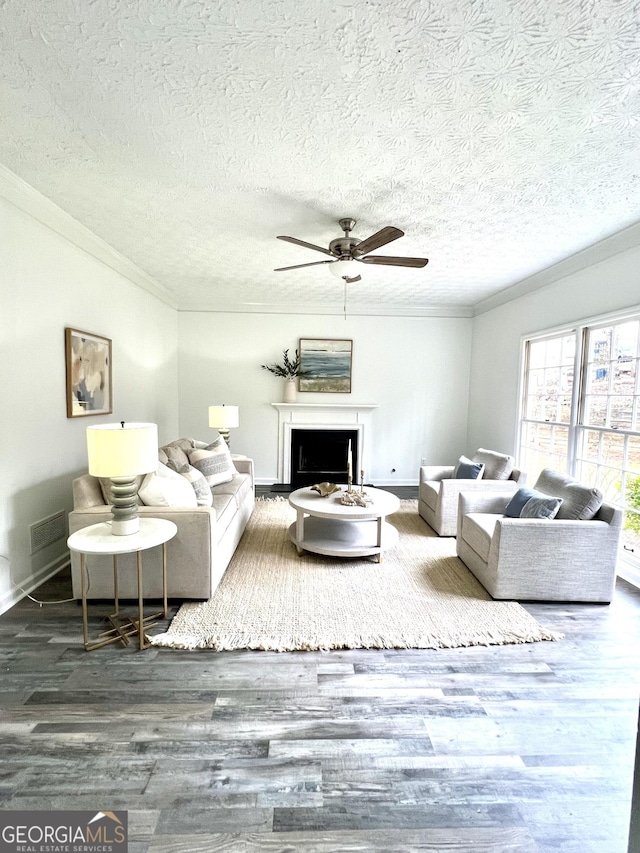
[208,405,239,448]
[86,422,158,535]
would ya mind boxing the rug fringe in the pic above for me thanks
[149,627,563,652]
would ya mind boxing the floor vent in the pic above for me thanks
[30,511,66,554]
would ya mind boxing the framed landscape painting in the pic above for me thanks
[299,338,353,393]
[65,328,113,417]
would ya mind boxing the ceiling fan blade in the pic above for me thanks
[277,235,335,257]
[352,226,404,256]
[274,259,336,271]
[359,255,429,268]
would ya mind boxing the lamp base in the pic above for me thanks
[109,477,141,536]
[217,428,231,448]
[111,517,140,536]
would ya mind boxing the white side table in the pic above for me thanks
[67,517,177,651]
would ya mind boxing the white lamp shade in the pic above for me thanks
[329,258,359,278]
[208,405,239,429]
[86,422,158,478]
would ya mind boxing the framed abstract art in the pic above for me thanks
[65,328,112,417]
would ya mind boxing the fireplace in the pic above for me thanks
[271,402,378,486]
[290,428,359,489]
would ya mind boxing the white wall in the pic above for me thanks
[467,242,640,461]
[178,312,473,485]
[0,194,179,613]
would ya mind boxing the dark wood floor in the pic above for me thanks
[2,523,640,852]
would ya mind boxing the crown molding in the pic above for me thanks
[0,165,177,309]
[473,219,640,316]
[176,301,474,318]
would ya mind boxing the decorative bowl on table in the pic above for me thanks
[310,482,341,497]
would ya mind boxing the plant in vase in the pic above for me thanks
[261,349,307,402]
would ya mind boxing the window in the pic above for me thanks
[519,332,576,477]
[520,315,640,571]
[576,320,640,559]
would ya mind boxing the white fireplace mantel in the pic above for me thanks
[271,402,378,484]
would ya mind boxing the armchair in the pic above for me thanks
[419,448,526,536]
[456,470,623,602]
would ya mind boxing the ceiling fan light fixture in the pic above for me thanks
[275,219,428,277]
[328,258,359,279]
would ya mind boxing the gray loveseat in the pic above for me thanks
[419,448,526,536]
[456,469,623,602]
[68,437,255,601]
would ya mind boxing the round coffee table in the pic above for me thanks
[288,485,400,562]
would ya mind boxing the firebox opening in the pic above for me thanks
[290,429,359,489]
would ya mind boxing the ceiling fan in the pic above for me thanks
[274,218,429,283]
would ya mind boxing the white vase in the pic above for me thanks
[283,379,297,403]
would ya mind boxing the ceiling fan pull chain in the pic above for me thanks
[344,279,348,320]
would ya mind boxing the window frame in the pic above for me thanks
[517,328,580,478]
[517,308,640,581]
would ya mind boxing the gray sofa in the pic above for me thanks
[68,437,255,600]
[419,448,526,536]
[456,469,623,602]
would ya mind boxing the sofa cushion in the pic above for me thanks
[419,480,440,511]
[212,493,236,542]
[505,487,563,520]
[213,472,253,508]
[189,436,237,487]
[471,448,514,481]
[534,469,604,520]
[460,513,499,563]
[139,463,198,508]
[454,456,485,480]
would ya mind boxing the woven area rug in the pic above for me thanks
[150,498,562,651]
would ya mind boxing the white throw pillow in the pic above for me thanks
[177,464,214,507]
[139,463,198,508]
[189,436,237,487]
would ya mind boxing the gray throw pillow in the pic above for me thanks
[165,437,198,452]
[454,455,485,480]
[162,444,190,471]
[471,448,514,480]
[505,487,563,519]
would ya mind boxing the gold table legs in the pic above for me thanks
[81,545,168,651]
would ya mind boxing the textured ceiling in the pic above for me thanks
[1,0,640,314]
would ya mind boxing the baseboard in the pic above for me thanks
[0,553,70,616]
[373,479,419,487]
[255,478,419,487]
